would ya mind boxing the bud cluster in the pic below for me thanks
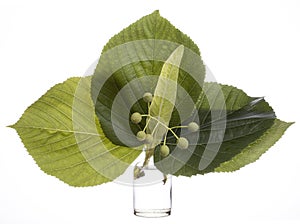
[130,92,199,157]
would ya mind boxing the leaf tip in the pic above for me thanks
[177,44,185,53]
[152,10,160,15]
[7,123,16,129]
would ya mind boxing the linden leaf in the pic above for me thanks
[154,83,292,176]
[91,10,205,147]
[10,77,141,187]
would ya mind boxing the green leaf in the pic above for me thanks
[91,10,205,147]
[154,83,292,176]
[215,119,293,172]
[10,77,141,187]
[148,45,184,147]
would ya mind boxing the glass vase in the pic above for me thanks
[133,160,172,218]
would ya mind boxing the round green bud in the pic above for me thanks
[145,134,154,144]
[143,92,153,103]
[188,122,199,132]
[136,131,146,141]
[177,137,189,149]
[131,112,142,124]
[160,145,170,157]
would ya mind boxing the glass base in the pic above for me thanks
[134,208,171,218]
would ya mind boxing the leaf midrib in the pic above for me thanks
[12,125,101,136]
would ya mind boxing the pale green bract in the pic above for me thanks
[10,77,141,186]
[148,45,184,148]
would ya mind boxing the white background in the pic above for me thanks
[0,0,299,223]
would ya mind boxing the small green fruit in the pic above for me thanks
[145,134,153,144]
[136,131,146,141]
[188,122,199,132]
[160,145,170,157]
[143,92,153,103]
[177,137,189,149]
[131,112,142,124]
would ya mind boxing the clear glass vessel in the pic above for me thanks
[133,160,172,218]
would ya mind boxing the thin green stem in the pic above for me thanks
[147,102,150,115]
[135,113,186,142]
[148,116,169,129]
[170,125,188,130]
[145,116,180,139]
[168,128,179,139]
[143,117,151,132]
[143,147,154,167]
[163,133,167,145]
